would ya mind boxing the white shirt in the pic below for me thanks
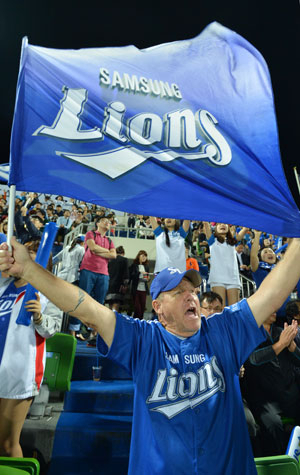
[154,226,187,273]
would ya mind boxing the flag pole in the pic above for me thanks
[7,184,16,250]
[294,167,300,196]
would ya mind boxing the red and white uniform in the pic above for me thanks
[0,278,62,399]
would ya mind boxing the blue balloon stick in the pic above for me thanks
[16,222,58,326]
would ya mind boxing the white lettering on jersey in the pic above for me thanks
[165,352,179,364]
[147,356,225,418]
[184,353,206,364]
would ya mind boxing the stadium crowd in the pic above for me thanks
[0,187,300,462]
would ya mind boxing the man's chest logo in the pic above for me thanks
[146,356,225,419]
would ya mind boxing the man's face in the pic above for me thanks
[153,278,201,337]
[31,217,43,229]
[97,218,110,231]
[200,298,223,318]
[294,303,300,326]
[64,210,70,218]
[236,244,244,254]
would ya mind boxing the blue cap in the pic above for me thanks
[150,267,202,300]
[78,235,85,242]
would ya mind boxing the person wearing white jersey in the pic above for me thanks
[57,235,85,336]
[0,240,62,458]
[150,217,190,273]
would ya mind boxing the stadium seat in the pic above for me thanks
[255,455,300,474]
[0,457,40,474]
[43,333,77,391]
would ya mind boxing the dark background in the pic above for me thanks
[1,0,299,207]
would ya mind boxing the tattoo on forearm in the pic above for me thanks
[67,289,85,314]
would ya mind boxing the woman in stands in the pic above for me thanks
[250,230,278,289]
[0,218,8,244]
[57,235,85,337]
[150,217,190,273]
[0,240,62,458]
[105,246,129,312]
[129,250,150,319]
[204,222,248,306]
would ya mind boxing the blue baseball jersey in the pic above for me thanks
[97,299,265,475]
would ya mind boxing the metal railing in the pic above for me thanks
[239,274,256,299]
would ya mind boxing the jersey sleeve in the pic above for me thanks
[206,299,266,373]
[97,313,151,378]
[34,299,63,338]
[179,226,188,238]
[208,234,215,246]
[153,226,163,237]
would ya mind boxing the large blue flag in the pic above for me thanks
[9,22,300,236]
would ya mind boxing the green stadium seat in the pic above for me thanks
[0,457,40,474]
[255,455,300,474]
[43,333,77,391]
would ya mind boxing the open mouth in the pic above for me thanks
[185,306,198,318]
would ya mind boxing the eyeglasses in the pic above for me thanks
[201,305,223,312]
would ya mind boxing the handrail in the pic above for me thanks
[239,274,256,299]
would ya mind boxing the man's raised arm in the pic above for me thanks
[0,238,116,347]
[247,238,300,327]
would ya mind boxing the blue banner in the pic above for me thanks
[9,22,300,236]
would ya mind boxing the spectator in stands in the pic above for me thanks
[0,240,62,458]
[72,209,85,227]
[236,241,254,297]
[245,312,300,455]
[185,242,199,272]
[286,300,300,347]
[250,230,299,319]
[136,216,154,239]
[129,250,150,319]
[196,222,210,263]
[93,207,106,222]
[199,291,223,317]
[70,203,79,222]
[57,235,85,337]
[56,209,72,243]
[236,241,252,279]
[150,217,190,273]
[127,213,136,228]
[82,205,92,223]
[106,246,129,312]
[46,206,56,222]
[204,222,248,305]
[55,195,65,207]
[54,204,64,218]
[0,219,8,244]
[0,198,8,217]
[250,230,278,289]
[15,205,44,244]
[79,216,116,343]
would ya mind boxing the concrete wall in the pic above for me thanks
[112,236,156,261]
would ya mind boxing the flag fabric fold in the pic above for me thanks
[9,22,300,236]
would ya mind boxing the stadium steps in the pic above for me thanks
[64,380,134,415]
[46,340,133,474]
[47,413,132,475]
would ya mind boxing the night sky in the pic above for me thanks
[1,0,299,206]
